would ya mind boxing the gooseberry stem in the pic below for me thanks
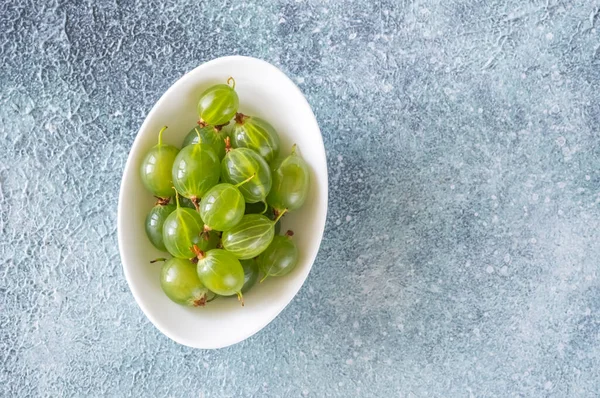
[234,173,256,188]
[225,136,232,153]
[201,225,211,241]
[285,230,294,237]
[214,121,229,132]
[173,187,180,209]
[234,112,248,125]
[193,296,207,307]
[194,127,203,144]
[206,294,218,303]
[273,208,288,224]
[154,196,171,206]
[237,291,244,306]
[192,244,205,260]
[260,201,268,214]
[291,144,297,155]
[157,126,168,147]
[149,257,167,263]
[260,274,269,283]
[227,76,236,89]
[190,196,200,211]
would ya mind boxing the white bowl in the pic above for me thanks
[117,56,328,349]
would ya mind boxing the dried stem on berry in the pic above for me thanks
[190,196,200,211]
[235,112,249,125]
[154,196,171,206]
[193,296,207,307]
[214,121,229,132]
[192,244,205,260]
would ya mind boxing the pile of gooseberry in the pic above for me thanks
[140,77,310,307]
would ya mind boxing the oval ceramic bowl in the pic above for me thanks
[117,56,328,349]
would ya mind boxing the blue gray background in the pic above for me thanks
[1,0,600,397]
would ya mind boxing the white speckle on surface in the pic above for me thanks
[556,136,566,146]
[546,32,554,40]
[44,122,57,132]
[346,215,352,222]
[585,175,591,180]
[486,266,494,274]
[346,359,354,365]
[353,321,359,329]
[450,184,455,190]
[335,219,341,226]
[500,266,508,276]
[296,77,305,84]
[558,181,567,189]
[337,155,343,162]
[531,193,539,201]
[544,381,553,390]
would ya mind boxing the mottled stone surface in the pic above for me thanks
[1,0,600,396]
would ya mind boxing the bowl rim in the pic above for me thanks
[117,55,328,348]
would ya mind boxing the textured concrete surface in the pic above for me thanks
[1,0,600,396]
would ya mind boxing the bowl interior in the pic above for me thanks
[118,56,328,349]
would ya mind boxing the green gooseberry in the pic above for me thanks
[162,191,219,259]
[140,126,179,198]
[172,129,220,207]
[221,143,272,204]
[195,248,245,304]
[144,198,176,251]
[197,77,239,127]
[257,231,299,282]
[199,174,255,232]
[160,257,214,307]
[232,113,281,163]
[221,211,286,260]
[267,144,310,212]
